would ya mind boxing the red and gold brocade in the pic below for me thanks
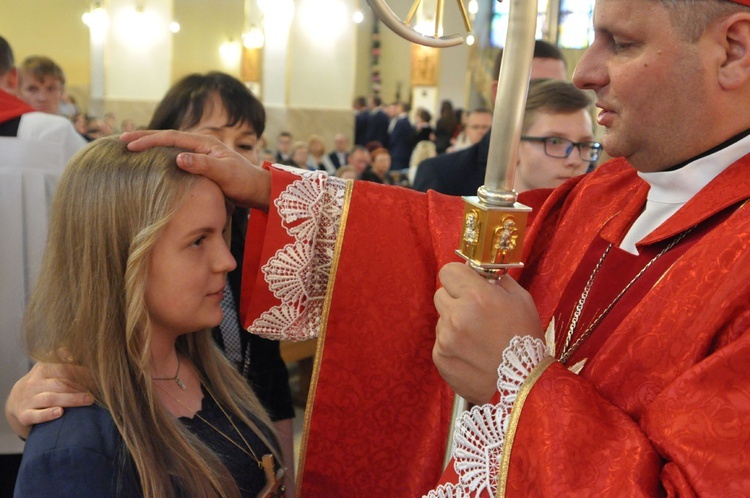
[241,165,465,497]
[241,153,750,497]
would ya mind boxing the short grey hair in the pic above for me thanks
[660,0,750,42]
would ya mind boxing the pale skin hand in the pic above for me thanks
[5,362,93,439]
[433,263,543,405]
[121,130,272,211]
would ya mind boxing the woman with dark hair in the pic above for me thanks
[412,107,434,145]
[433,99,458,154]
[359,147,396,184]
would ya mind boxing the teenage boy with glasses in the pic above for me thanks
[514,78,600,192]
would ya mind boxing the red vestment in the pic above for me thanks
[242,154,750,496]
[0,90,34,123]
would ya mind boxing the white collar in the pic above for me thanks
[637,133,750,203]
[619,133,750,254]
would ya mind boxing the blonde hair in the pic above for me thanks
[307,134,326,157]
[18,55,65,85]
[335,165,358,179]
[408,140,437,186]
[24,137,279,497]
[409,140,437,169]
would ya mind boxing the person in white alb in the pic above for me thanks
[0,35,85,494]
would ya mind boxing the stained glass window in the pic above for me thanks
[490,0,549,48]
[558,0,595,49]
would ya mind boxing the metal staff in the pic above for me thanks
[365,0,538,469]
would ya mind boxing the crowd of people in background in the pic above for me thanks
[5,41,601,197]
[1,39,595,493]
[10,53,142,143]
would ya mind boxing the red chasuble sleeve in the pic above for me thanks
[240,165,468,497]
[501,327,750,497]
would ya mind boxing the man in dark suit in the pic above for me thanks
[387,101,415,171]
[328,133,350,169]
[364,95,390,148]
[413,40,568,196]
[413,130,490,195]
[353,96,369,146]
[274,131,293,163]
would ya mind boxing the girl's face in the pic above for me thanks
[145,178,236,341]
[182,92,259,164]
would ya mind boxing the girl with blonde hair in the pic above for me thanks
[306,134,336,174]
[15,137,284,497]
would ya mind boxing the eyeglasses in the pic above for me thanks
[520,136,602,162]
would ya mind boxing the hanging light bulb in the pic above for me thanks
[242,26,265,49]
[220,39,242,67]
[258,0,295,32]
[82,2,110,41]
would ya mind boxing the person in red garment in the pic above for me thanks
[8,0,750,495]
[120,1,750,495]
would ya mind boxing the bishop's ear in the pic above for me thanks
[716,12,750,90]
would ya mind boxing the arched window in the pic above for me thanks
[558,0,595,49]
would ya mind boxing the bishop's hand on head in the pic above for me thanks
[122,130,272,212]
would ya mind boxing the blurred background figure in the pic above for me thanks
[17,55,65,115]
[433,99,459,154]
[328,133,350,170]
[446,108,492,152]
[285,140,313,170]
[408,140,437,187]
[387,101,415,172]
[307,134,336,174]
[275,131,293,163]
[359,147,395,184]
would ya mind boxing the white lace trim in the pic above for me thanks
[424,483,469,498]
[247,165,347,341]
[423,335,549,498]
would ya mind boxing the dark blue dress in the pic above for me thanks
[14,385,279,497]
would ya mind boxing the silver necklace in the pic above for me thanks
[559,230,691,364]
[151,354,187,390]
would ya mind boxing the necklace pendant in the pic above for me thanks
[258,454,285,497]
[176,377,187,390]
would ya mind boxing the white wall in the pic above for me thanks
[287,0,357,110]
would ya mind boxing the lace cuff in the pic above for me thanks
[425,335,550,498]
[247,166,348,341]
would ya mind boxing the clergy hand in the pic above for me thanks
[433,263,543,405]
[5,362,93,439]
[122,130,272,211]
